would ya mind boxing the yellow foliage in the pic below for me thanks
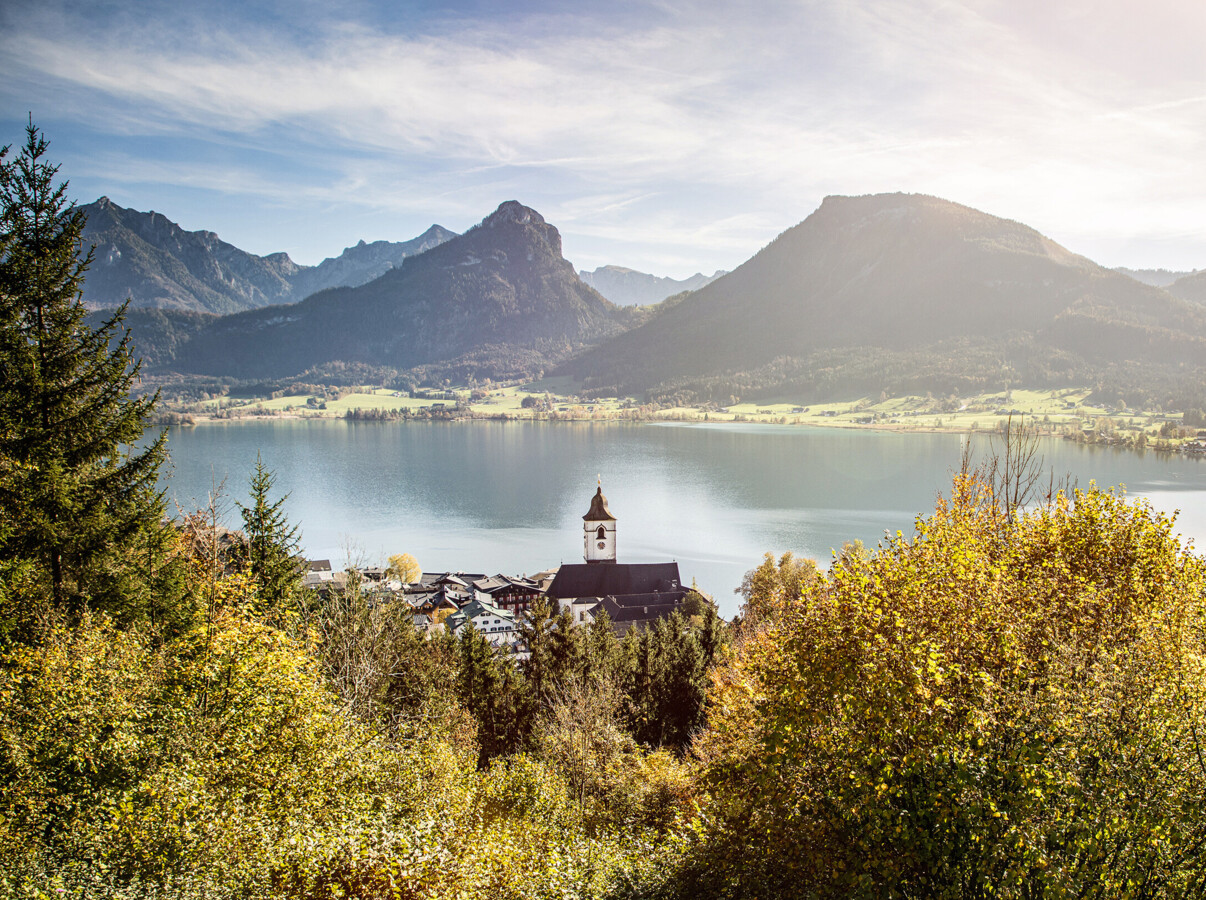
[0,566,664,898]
[386,552,421,583]
[692,478,1206,898]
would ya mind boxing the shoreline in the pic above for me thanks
[152,385,1199,454]
[156,408,1192,457]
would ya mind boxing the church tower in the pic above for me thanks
[583,482,617,564]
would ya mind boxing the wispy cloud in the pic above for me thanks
[2,0,1204,272]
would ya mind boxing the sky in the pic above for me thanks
[2,0,1205,278]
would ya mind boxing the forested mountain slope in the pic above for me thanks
[1168,269,1206,306]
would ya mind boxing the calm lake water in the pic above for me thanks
[159,420,1206,617]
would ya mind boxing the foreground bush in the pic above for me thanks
[663,479,1206,899]
[0,595,665,898]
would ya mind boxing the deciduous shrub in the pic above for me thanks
[674,478,1206,899]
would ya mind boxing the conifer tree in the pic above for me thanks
[0,122,165,612]
[456,622,529,764]
[237,452,301,619]
[519,596,559,701]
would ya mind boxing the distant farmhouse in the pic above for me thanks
[304,482,696,652]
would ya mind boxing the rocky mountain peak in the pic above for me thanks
[467,201,563,260]
[483,200,545,228]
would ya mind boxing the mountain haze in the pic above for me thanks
[1113,267,1195,288]
[287,226,457,298]
[563,193,1206,401]
[79,197,455,315]
[578,265,724,306]
[171,201,631,381]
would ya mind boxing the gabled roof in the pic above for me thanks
[461,598,515,622]
[472,575,509,593]
[409,591,458,612]
[433,572,486,589]
[546,562,681,600]
[603,590,689,610]
[449,598,517,633]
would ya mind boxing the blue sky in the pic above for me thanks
[3,0,1204,277]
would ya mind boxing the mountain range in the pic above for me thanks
[163,201,637,382]
[80,197,455,315]
[84,192,1206,405]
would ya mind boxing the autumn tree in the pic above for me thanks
[685,478,1206,898]
[385,551,421,583]
[0,122,165,616]
[734,550,822,631]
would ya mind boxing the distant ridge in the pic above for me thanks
[562,193,1206,403]
[1114,266,1196,288]
[1168,270,1206,306]
[79,197,455,314]
[288,225,457,298]
[578,265,724,306]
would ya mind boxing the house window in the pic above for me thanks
[595,525,606,539]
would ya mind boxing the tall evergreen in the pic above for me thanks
[623,611,708,752]
[455,623,529,764]
[237,453,301,620]
[0,123,165,614]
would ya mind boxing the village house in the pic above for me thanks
[471,574,544,615]
[446,598,522,650]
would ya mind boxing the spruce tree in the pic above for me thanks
[0,122,165,612]
[237,453,301,619]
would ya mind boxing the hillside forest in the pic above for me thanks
[4,126,1206,898]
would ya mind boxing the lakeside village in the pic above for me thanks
[297,484,698,658]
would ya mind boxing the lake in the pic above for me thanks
[159,420,1206,617]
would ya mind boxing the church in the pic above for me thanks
[545,483,691,632]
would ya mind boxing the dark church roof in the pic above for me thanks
[594,596,684,622]
[546,562,681,600]
[582,486,616,522]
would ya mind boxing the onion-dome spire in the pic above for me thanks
[583,482,616,522]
